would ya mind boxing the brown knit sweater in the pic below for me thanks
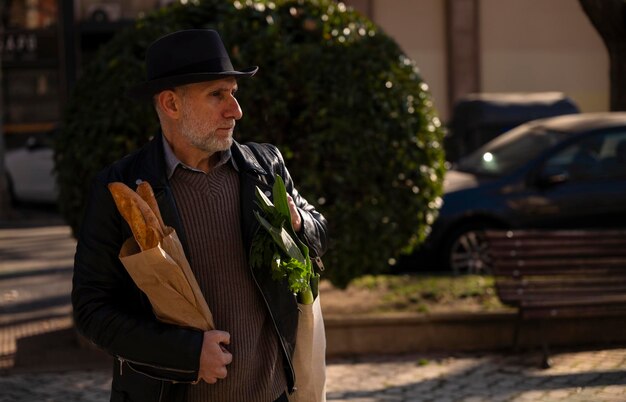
[169,164,286,402]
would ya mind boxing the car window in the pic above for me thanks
[456,125,565,176]
[543,130,626,182]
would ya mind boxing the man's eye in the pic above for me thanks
[210,89,237,98]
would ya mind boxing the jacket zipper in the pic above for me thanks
[157,381,164,402]
[117,356,196,383]
[248,225,297,390]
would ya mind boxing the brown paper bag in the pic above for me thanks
[289,296,326,402]
[119,227,214,331]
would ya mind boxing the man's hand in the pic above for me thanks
[287,194,302,232]
[198,330,232,384]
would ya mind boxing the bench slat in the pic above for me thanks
[484,229,626,362]
[522,306,626,319]
[484,229,626,239]
[496,276,626,286]
[497,287,626,299]
[520,294,626,307]
[493,267,626,277]
[489,248,626,259]
[484,229,626,313]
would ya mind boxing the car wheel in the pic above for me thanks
[443,225,493,275]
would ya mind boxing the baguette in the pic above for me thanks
[136,181,167,234]
[108,182,163,251]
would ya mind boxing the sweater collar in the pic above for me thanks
[161,134,236,179]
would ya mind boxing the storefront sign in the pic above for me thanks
[1,30,57,62]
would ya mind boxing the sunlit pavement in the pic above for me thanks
[1,220,625,401]
[0,349,625,401]
[325,350,626,402]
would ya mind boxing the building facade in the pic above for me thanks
[0,0,610,146]
[0,0,164,149]
[346,0,608,120]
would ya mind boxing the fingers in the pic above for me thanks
[198,330,233,384]
[286,194,302,232]
[209,330,230,345]
[203,364,228,384]
[221,347,233,366]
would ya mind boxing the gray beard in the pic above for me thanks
[180,108,233,154]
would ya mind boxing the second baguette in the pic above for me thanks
[108,182,163,251]
[136,181,167,234]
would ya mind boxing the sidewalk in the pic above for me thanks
[1,348,625,401]
[1,211,625,401]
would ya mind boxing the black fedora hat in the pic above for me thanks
[128,29,258,100]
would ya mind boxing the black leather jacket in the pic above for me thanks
[72,134,328,402]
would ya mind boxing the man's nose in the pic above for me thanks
[225,97,243,120]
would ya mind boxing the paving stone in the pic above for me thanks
[0,349,626,402]
[602,384,626,395]
[2,224,626,401]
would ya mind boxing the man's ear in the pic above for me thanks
[156,90,181,118]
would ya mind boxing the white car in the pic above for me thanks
[4,136,58,204]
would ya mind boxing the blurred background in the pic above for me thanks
[0,0,610,247]
[0,0,607,156]
[0,0,608,204]
[1,3,625,400]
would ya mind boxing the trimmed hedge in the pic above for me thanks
[55,0,446,287]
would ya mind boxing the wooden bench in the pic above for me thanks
[484,229,626,368]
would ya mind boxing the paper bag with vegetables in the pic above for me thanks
[108,181,214,332]
[251,175,326,402]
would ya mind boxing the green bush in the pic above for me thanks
[55,0,446,287]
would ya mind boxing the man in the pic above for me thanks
[72,29,328,402]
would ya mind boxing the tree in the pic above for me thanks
[56,0,446,287]
[579,0,626,111]
[0,2,11,219]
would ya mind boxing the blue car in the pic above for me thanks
[420,112,626,274]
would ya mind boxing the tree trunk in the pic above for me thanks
[608,43,626,111]
[578,0,626,111]
[0,3,12,219]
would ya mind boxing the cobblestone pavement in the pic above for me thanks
[0,348,625,401]
[0,225,74,370]
[325,350,626,402]
[1,219,626,401]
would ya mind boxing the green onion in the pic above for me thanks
[251,175,318,304]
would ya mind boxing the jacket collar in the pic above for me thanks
[140,133,268,182]
[230,140,268,176]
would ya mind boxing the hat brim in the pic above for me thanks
[127,66,259,100]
